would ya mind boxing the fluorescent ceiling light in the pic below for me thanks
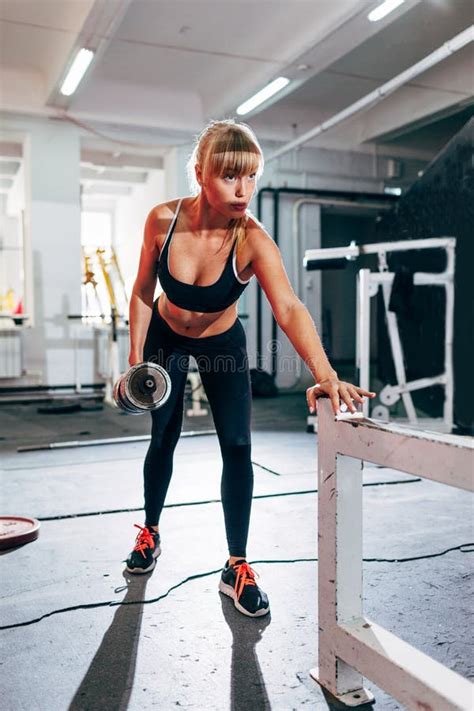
[60,48,94,96]
[368,0,405,22]
[237,77,290,115]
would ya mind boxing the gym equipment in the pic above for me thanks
[312,398,474,708]
[17,429,217,451]
[113,362,172,415]
[0,516,40,550]
[304,237,455,432]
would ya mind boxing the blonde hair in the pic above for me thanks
[186,119,264,254]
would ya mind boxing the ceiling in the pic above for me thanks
[0,0,472,203]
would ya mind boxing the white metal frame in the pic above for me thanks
[310,399,474,709]
[304,237,455,432]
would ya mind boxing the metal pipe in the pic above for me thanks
[267,26,474,163]
[356,269,371,417]
[289,199,322,389]
[255,186,398,374]
[444,243,455,431]
[304,236,456,264]
[17,428,217,452]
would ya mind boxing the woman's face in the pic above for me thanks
[196,163,258,217]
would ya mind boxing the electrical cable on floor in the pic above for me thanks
[36,476,422,522]
[1,543,472,631]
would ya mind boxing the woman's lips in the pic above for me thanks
[231,203,247,210]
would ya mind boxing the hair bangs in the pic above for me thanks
[206,130,262,179]
[210,150,261,179]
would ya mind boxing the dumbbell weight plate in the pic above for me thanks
[114,362,172,415]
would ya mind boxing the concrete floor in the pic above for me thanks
[0,393,473,710]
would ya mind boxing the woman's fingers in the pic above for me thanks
[339,384,356,412]
[306,385,319,413]
[306,381,376,417]
[356,386,376,397]
[348,385,364,404]
[328,384,341,415]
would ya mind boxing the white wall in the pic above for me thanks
[0,113,82,388]
[0,213,22,312]
[114,169,165,297]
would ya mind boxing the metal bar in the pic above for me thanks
[444,244,455,431]
[290,199,322,387]
[387,374,446,395]
[381,282,417,423]
[356,269,371,417]
[304,236,456,265]
[371,272,450,285]
[17,429,217,452]
[0,313,31,320]
[360,237,456,254]
[267,28,474,162]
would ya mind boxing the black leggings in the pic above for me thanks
[142,298,253,558]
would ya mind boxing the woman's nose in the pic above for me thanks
[235,178,246,196]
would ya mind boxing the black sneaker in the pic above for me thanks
[219,559,270,617]
[125,524,161,574]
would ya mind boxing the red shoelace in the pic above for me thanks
[231,561,260,601]
[132,524,155,559]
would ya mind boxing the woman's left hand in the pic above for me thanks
[306,377,376,416]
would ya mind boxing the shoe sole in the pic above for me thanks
[126,544,162,575]
[218,579,270,617]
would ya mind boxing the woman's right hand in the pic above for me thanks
[128,351,143,368]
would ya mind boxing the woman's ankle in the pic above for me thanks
[228,555,246,566]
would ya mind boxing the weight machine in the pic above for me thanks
[303,237,455,433]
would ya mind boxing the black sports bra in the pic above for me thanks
[156,198,253,313]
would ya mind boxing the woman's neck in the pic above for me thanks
[186,195,232,236]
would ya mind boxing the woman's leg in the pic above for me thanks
[142,302,189,528]
[196,321,253,559]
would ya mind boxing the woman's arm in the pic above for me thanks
[128,207,161,366]
[249,227,375,414]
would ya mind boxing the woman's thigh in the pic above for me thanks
[143,301,189,437]
[196,321,252,447]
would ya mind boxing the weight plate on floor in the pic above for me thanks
[0,516,40,550]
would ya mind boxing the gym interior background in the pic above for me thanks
[1,1,473,710]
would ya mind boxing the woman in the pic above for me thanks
[125,119,375,618]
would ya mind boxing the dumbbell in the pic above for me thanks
[113,362,172,415]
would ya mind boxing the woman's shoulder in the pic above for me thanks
[246,212,267,235]
[145,197,186,246]
[245,213,276,253]
[147,197,184,222]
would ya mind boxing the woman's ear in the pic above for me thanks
[195,164,203,187]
